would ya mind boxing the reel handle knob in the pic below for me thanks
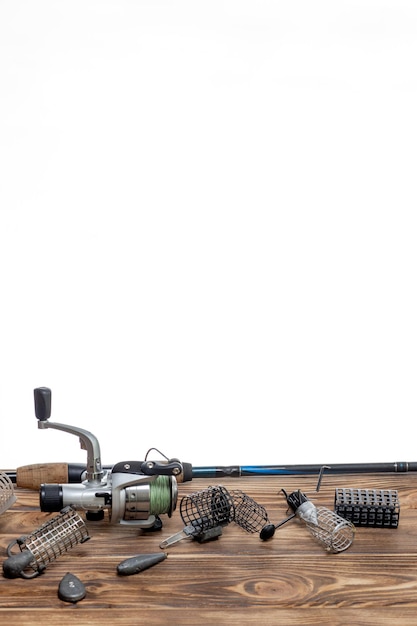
[34,387,52,421]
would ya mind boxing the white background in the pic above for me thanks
[1,1,416,472]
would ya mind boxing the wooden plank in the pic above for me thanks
[2,608,417,626]
[1,471,417,624]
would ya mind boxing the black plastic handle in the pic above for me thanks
[34,387,52,421]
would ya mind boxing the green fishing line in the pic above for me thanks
[149,475,173,515]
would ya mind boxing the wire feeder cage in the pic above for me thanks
[180,485,236,533]
[231,489,270,533]
[304,507,355,553]
[0,471,17,515]
[8,506,90,577]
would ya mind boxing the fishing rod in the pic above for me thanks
[4,460,417,490]
[4,387,416,491]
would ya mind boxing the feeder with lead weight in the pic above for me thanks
[2,506,90,579]
[160,485,235,548]
[284,488,355,552]
[260,488,355,553]
[260,465,355,553]
[160,485,271,548]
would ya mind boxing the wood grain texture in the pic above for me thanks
[1,472,417,624]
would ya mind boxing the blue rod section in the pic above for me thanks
[190,462,417,479]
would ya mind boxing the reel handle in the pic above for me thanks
[34,387,51,421]
[34,387,104,485]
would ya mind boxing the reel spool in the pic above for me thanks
[0,471,17,515]
[3,506,90,579]
[110,471,177,524]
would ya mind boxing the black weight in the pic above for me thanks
[58,572,86,603]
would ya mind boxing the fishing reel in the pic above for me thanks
[34,387,182,528]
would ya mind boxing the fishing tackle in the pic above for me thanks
[58,572,86,603]
[231,489,270,533]
[117,552,167,575]
[160,485,271,548]
[3,506,90,579]
[334,488,400,528]
[160,485,234,548]
[260,468,355,553]
[34,387,181,528]
[0,471,17,515]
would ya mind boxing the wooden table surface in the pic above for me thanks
[1,470,417,625]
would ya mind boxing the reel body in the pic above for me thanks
[40,463,178,527]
